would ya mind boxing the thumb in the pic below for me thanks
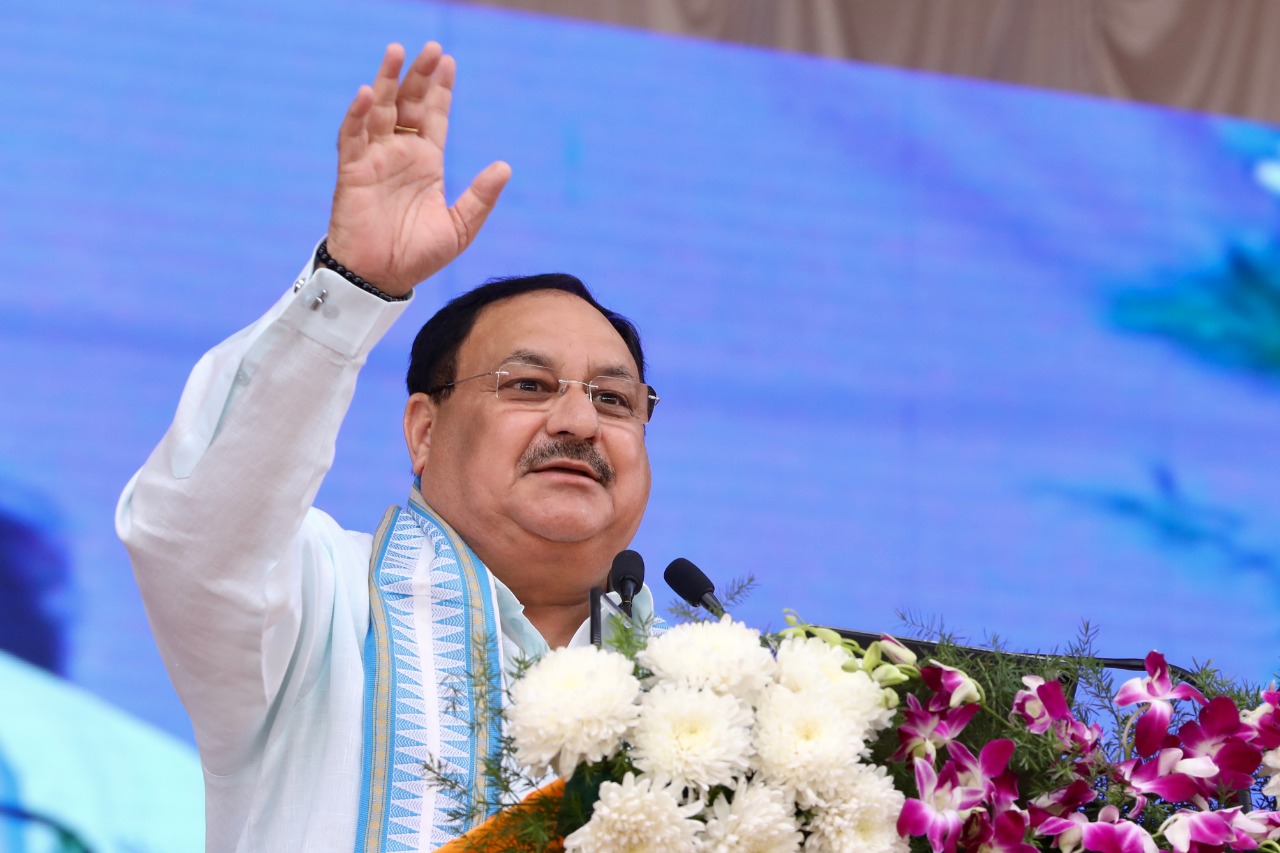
[449,160,512,251]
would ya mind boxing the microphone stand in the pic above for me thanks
[589,586,603,646]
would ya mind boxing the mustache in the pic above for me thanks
[520,439,615,487]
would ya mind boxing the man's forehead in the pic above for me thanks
[461,290,638,374]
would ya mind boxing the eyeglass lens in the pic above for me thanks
[493,363,656,423]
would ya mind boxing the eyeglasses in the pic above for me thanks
[431,362,659,424]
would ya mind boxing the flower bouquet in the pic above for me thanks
[428,614,1280,852]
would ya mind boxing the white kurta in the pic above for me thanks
[116,256,652,852]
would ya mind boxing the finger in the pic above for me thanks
[449,160,512,250]
[393,42,444,129]
[336,84,374,164]
[366,43,407,139]
[418,54,456,153]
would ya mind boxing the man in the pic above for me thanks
[116,42,659,852]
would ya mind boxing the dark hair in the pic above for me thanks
[406,273,647,399]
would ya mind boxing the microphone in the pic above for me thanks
[663,557,726,618]
[608,550,645,618]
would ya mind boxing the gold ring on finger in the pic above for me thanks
[394,124,420,134]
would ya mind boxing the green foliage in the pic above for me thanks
[603,610,651,664]
[421,643,560,840]
[556,752,638,839]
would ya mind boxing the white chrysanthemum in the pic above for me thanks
[639,616,776,704]
[563,772,705,853]
[507,645,640,777]
[630,683,755,793]
[803,764,908,853]
[753,683,869,805]
[773,637,895,736]
[702,782,803,853]
[774,636,853,692]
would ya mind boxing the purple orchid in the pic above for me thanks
[887,650,1276,853]
[898,757,987,853]
[922,661,985,710]
[1242,688,1280,750]
[1012,676,1068,735]
[1028,779,1097,827]
[894,692,981,762]
[1159,806,1271,853]
[1115,651,1208,757]
[1039,804,1159,853]
[1115,748,1217,814]
[1239,686,1280,747]
[979,808,1039,853]
[1012,674,1103,756]
[949,740,1020,813]
[879,634,919,666]
[961,807,1040,853]
[1176,696,1262,795]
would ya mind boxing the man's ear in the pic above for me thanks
[403,393,438,476]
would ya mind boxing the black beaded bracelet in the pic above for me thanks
[314,240,411,303]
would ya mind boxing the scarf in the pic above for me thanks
[355,484,504,852]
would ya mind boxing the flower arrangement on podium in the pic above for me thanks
[429,613,1280,853]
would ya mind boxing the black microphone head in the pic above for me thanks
[608,549,645,593]
[663,557,714,608]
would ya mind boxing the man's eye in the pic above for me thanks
[593,390,635,412]
[504,375,555,395]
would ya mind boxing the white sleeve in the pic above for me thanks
[115,254,413,775]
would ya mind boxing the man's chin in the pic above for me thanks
[510,501,614,545]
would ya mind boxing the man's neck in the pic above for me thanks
[412,491,611,648]
[519,600,591,649]
[486,546,603,645]
[463,529,613,634]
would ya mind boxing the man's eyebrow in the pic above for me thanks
[505,350,638,381]
[595,364,638,381]
[505,350,554,368]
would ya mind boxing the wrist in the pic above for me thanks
[315,240,411,303]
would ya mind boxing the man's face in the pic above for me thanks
[409,290,652,570]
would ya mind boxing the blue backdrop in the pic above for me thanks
[3,0,1280,749]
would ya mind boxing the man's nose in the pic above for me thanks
[545,380,600,438]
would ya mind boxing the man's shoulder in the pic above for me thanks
[297,505,379,586]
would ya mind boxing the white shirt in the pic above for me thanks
[116,258,652,852]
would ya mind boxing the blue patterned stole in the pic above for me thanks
[355,486,504,852]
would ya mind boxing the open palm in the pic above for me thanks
[325,43,510,296]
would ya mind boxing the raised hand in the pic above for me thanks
[325,42,511,297]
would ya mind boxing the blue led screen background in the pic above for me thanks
[3,1,1280,744]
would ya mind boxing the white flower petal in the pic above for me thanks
[753,683,874,805]
[563,773,704,853]
[639,616,777,705]
[631,684,754,793]
[803,764,908,853]
[702,782,802,853]
[507,645,640,776]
